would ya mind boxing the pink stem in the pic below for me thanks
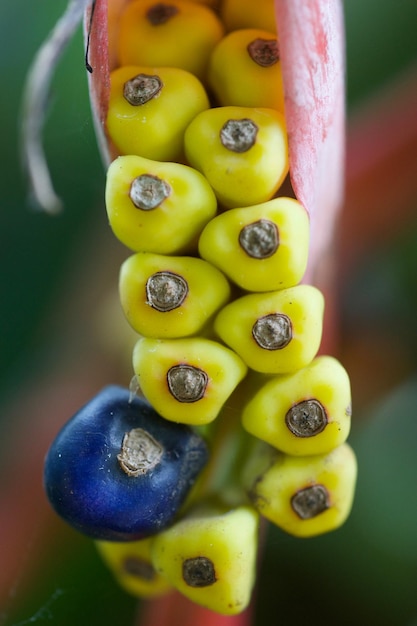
[276,0,345,284]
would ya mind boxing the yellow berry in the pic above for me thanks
[242,356,352,456]
[184,106,288,208]
[119,252,231,338]
[96,538,171,598]
[214,285,324,374]
[248,443,357,538]
[220,0,276,33]
[107,65,209,161]
[106,155,217,254]
[117,0,224,81]
[198,197,309,292]
[151,506,259,615]
[132,337,247,425]
[208,29,284,113]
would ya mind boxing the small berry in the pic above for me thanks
[44,386,209,540]
[107,66,209,161]
[184,106,288,208]
[198,197,309,292]
[119,252,231,338]
[208,29,284,112]
[214,285,324,374]
[242,356,352,455]
[152,505,259,614]
[133,337,247,425]
[117,0,224,80]
[248,443,357,537]
[105,155,217,254]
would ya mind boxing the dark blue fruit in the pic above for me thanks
[44,386,209,541]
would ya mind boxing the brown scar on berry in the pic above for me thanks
[247,38,280,67]
[167,365,208,403]
[182,556,217,587]
[146,3,179,25]
[123,74,163,106]
[123,556,157,581]
[118,428,163,477]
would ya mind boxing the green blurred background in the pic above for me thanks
[1,1,417,624]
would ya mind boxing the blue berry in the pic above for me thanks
[44,386,209,541]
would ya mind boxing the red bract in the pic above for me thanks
[275,0,345,281]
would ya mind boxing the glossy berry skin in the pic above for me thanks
[117,0,224,81]
[152,506,259,615]
[132,337,247,426]
[119,252,231,338]
[105,155,217,255]
[248,443,357,538]
[198,197,309,292]
[44,386,209,541]
[242,356,352,456]
[214,285,324,374]
[208,28,284,112]
[107,65,209,161]
[184,105,288,208]
[220,0,276,33]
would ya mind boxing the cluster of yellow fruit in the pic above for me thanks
[96,0,357,615]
